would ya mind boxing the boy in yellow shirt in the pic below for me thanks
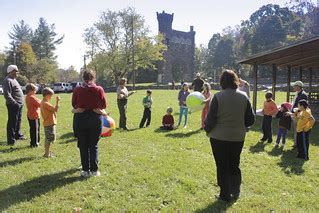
[295,100,315,160]
[40,87,61,158]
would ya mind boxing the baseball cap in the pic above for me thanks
[7,65,19,73]
[291,81,303,87]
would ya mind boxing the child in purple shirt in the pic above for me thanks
[178,83,190,128]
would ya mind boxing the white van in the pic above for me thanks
[53,82,72,93]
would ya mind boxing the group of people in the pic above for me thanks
[260,81,315,160]
[2,64,316,203]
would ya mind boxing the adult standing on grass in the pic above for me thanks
[72,69,108,177]
[291,81,308,147]
[204,70,255,202]
[238,76,250,99]
[192,73,205,92]
[117,78,136,131]
[3,65,25,146]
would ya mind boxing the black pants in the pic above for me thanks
[117,99,127,129]
[6,104,23,145]
[139,108,151,128]
[262,115,273,141]
[297,131,310,160]
[28,118,40,147]
[74,111,102,172]
[210,138,244,200]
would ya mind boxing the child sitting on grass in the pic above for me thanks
[261,91,278,143]
[161,107,174,130]
[295,100,315,160]
[275,103,292,148]
[40,87,60,158]
[25,83,41,148]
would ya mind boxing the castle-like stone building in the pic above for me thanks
[157,11,195,84]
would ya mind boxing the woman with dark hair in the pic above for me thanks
[117,78,136,130]
[72,70,108,177]
[204,69,255,202]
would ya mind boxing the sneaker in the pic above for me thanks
[90,171,101,177]
[80,171,90,178]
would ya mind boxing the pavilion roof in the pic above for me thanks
[238,36,319,69]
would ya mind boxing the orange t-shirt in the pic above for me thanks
[40,100,57,127]
[263,99,278,116]
[25,94,41,120]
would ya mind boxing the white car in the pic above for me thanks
[0,85,3,95]
[53,82,72,93]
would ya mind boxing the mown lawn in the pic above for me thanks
[0,90,318,212]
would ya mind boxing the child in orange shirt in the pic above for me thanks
[25,83,41,147]
[261,92,278,143]
[40,87,60,158]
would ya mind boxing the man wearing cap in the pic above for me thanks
[291,81,308,147]
[3,65,25,145]
[192,73,204,92]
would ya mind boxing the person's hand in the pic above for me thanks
[56,96,61,102]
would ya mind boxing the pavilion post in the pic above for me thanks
[253,63,258,113]
[287,65,291,102]
[272,64,277,100]
[299,66,303,81]
[309,67,313,93]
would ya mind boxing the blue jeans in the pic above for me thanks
[178,106,188,126]
[276,127,287,145]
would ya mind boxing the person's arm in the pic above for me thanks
[93,108,108,115]
[71,89,78,108]
[3,79,18,105]
[54,96,61,112]
[244,99,255,127]
[276,111,283,119]
[204,95,218,132]
[72,108,85,114]
[99,88,108,109]
[128,91,136,97]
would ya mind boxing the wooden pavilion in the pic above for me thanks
[238,36,319,118]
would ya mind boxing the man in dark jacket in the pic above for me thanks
[3,65,25,145]
[192,73,204,92]
[291,81,308,147]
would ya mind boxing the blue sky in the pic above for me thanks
[0,0,293,70]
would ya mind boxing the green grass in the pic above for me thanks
[0,90,318,212]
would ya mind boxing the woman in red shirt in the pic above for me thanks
[72,69,108,178]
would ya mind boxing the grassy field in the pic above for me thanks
[0,90,318,212]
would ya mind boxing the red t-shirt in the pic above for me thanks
[72,83,108,110]
[162,114,174,126]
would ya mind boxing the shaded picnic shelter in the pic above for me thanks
[238,36,319,118]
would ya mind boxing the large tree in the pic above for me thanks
[84,7,166,84]
[8,20,33,46]
[31,17,64,60]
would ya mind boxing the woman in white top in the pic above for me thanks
[117,78,136,130]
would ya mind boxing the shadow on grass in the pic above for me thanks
[165,128,202,138]
[195,200,234,213]
[268,146,284,156]
[249,141,267,153]
[0,145,31,154]
[277,149,305,175]
[0,168,83,211]
[153,127,176,133]
[60,132,75,139]
[0,157,37,168]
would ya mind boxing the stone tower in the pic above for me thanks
[157,11,195,84]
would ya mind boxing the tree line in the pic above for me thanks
[0,18,79,85]
[196,1,319,80]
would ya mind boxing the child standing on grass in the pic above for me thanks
[41,87,60,158]
[161,107,174,130]
[201,83,212,129]
[295,100,315,160]
[275,103,292,148]
[261,91,278,143]
[25,83,41,147]
[139,90,153,128]
[178,83,190,128]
